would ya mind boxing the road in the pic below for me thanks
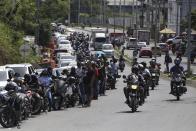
[2,64,196,131]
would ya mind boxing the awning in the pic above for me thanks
[160,28,176,34]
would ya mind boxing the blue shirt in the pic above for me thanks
[38,76,52,87]
[170,65,184,75]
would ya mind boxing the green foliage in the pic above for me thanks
[191,9,196,30]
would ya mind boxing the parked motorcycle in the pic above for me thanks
[0,90,20,128]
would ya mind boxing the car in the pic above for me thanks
[158,43,169,52]
[57,54,77,68]
[126,37,137,49]
[151,46,162,56]
[5,63,36,78]
[139,47,152,58]
[0,68,15,89]
[137,42,147,49]
[166,36,182,44]
[57,40,73,53]
[102,44,114,57]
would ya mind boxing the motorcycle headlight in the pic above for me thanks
[152,73,156,77]
[131,85,138,90]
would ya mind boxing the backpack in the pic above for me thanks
[168,56,172,63]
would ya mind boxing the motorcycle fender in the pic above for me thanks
[0,106,7,112]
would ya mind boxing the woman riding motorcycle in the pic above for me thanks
[38,70,53,112]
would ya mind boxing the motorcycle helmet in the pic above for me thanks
[140,61,147,68]
[174,58,181,66]
[40,70,49,77]
[131,65,139,74]
[138,64,144,70]
[24,74,31,83]
[68,76,76,85]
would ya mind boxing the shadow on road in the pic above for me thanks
[163,99,183,102]
[116,110,142,114]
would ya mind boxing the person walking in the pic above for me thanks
[164,52,172,73]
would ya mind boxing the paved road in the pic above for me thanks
[2,64,196,131]
[124,48,196,74]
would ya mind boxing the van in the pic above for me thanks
[0,68,15,89]
[126,37,137,49]
[94,33,107,50]
[5,63,36,78]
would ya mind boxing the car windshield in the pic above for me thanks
[95,38,106,42]
[61,62,70,67]
[103,45,113,50]
[9,67,27,77]
[0,71,7,81]
[60,55,75,60]
[60,41,70,44]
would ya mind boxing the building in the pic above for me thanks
[167,0,196,35]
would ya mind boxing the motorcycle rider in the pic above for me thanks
[169,58,186,94]
[124,65,145,105]
[38,70,53,112]
[119,55,125,71]
[140,62,151,96]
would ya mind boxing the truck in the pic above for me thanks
[133,30,151,45]
[93,33,107,50]
[90,27,106,50]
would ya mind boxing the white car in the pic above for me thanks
[0,68,15,89]
[137,42,147,49]
[102,44,114,57]
[5,63,36,78]
[58,54,77,68]
[166,36,182,44]
[57,40,73,53]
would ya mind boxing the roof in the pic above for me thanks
[5,63,32,67]
[95,33,106,37]
[160,28,176,34]
[107,0,141,6]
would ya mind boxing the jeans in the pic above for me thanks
[93,80,99,99]
[99,78,106,95]
[79,83,85,105]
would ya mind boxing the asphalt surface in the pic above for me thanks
[2,64,196,131]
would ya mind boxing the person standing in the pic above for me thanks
[164,52,172,73]
[83,61,95,107]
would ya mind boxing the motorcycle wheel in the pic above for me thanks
[0,108,17,128]
[52,97,61,110]
[130,98,137,113]
[31,97,42,115]
[43,97,49,112]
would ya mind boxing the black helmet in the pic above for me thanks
[24,74,31,83]
[140,62,147,68]
[174,58,181,66]
[132,65,139,74]
[40,70,49,77]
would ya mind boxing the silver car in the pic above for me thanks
[102,44,114,57]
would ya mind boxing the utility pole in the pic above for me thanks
[78,0,80,25]
[187,0,192,75]
[68,0,71,25]
[123,0,125,34]
[113,0,116,33]
[35,0,40,45]
[154,0,159,61]
[176,0,180,35]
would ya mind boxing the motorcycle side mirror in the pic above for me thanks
[123,75,126,79]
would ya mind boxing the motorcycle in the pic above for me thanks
[123,75,140,112]
[65,77,79,108]
[106,73,116,90]
[171,74,187,100]
[52,78,67,110]
[119,61,125,72]
[0,90,21,128]
[150,69,160,90]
